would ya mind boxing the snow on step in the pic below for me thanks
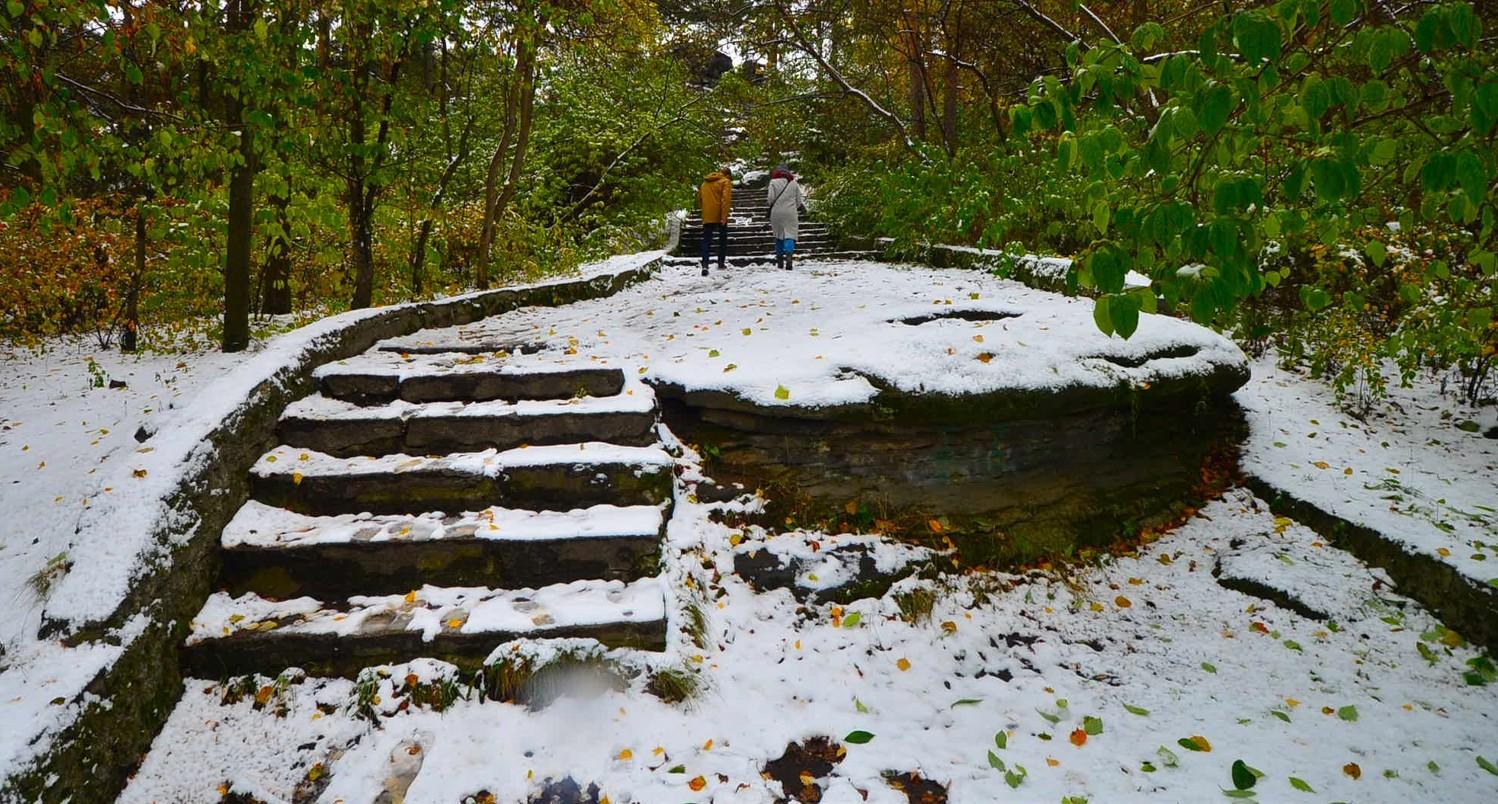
[250,443,675,515]
[183,578,668,676]
[313,350,625,403]
[223,500,665,549]
[278,382,658,456]
[218,501,667,597]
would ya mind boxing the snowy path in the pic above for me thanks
[120,262,1497,803]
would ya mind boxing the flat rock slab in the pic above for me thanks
[393,261,1248,421]
[220,501,667,598]
[1214,518,1395,622]
[313,351,625,404]
[278,386,658,457]
[183,578,667,677]
[250,443,675,516]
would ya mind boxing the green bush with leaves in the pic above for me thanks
[1012,1,1493,342]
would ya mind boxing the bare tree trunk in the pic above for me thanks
[942,56,959,156]
[903,20,927,141]
[476,79,519,286]
[122,207,144,352]
[477,31,537,286]
[223,0,257,352]
[346,75,374,310]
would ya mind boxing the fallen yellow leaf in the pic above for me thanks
[896,657,912,672]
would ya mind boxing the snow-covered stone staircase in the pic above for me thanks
[181,348,674,679]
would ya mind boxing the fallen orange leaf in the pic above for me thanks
[1343,762,1361,779]
[1069,729,1087,747]
[688,775,707,791]
[617,748,632,760]
[1046,757,1060,767]
[896,658,912,672]
[1115,595,1132,608]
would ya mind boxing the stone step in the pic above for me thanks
[250,443,675,516]
[682,222,829,234]
[183,577,667,677]
[314,352,625,405]
[375,340,549,356]
[277,386,659,457]
[219,501,666,599]
[678,234,839,245]
[664,250,879,268]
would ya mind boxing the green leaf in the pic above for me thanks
[1329,0,1359,26]
[1038,708,1062,725]
[1110,294,1140,339]
[1289,776,1315,792]
[1092,200,1110,234]
[988,750,1006,771]
[1337,705,1358,722]
[1271,710,1292,723]
[1370,138,1397,166]
[1093,296,1114,336]
[950,698,983,708]
[1232,12,1282,63]
[841,612,862,629]
[774,384,790,401]
[1232,760,1261,790]
[854,697,870,713]
[6,0,23,18]
[1083,716,1104,736]
[844,730,874,745]
[1477,756,1498,777]
[1201,662,1218,674]
[1158,745,1180,767]
[995,730,1008,749]
[1179,737,1209,752]
[1220,789,1256,798]
[1197,83,1234,133]
[1124,703,1150,716]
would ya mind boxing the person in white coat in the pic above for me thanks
[766,164,802,271]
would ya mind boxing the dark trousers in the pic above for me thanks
[700,222,728,267]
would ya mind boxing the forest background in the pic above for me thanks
[2,0,1494,408]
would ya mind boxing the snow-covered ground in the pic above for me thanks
[7,259,1497,802]
[0,340,252,646]
[385,261,1245,411]
[0,339,256,789]
[1236,355,1498,588]
[0,254,665,792]
[122,480,1498,803]
[119,261,1498,804]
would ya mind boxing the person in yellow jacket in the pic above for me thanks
[697,167,733,276]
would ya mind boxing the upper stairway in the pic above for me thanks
[672,174,873,264]
[181,347,674,679]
